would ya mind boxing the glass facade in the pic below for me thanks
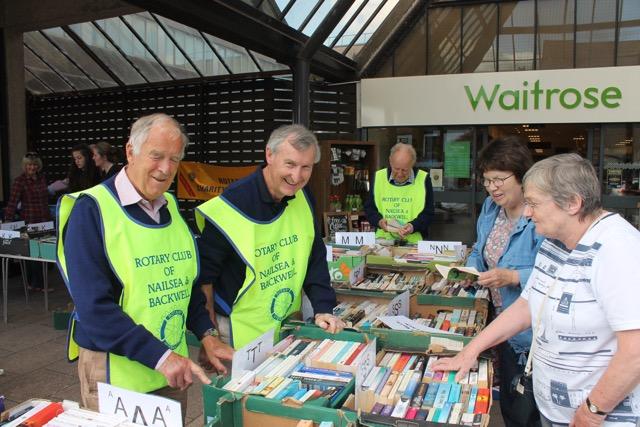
[373,0,640,78]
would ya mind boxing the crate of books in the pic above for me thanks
[413,266,490,314]
[202,326,373,427]
[349,265,428,294]
[365,245,461,270]
[358,333,493,427]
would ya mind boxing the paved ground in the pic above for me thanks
[0,265,504,427]
[0,266,205,426]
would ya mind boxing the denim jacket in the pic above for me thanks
[466,197,544,354]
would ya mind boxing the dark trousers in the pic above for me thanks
[26,261,43,289]
[498,342,541,427]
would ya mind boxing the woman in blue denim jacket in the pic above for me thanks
[466,136,544,427]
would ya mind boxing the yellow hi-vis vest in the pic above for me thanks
[373,168,428,244]
[57,184,198,393]
[195,190,314,349]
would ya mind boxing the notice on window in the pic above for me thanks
[444,140,470,178]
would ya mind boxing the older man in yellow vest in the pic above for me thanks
[364,143,435,243]
[57,113,233,418]
[195,124,345,350]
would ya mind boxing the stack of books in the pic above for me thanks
[421,277,490,300]
[413,309,486,337]
[360,351,491,425]
[223,338,366,408]
[352,271,424,293]
[333,301,390,329]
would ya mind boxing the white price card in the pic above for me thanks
[387,291,410,317]
[335,232,376,246]
[326,244,333,262]
[355,338,377,409]
[0,230,20,239]
[1,221,25,231]
[98,382,182,427]
[232,328,274,378]
[348,262,365,285]
[418,240,462,255]
[27,221,54,232]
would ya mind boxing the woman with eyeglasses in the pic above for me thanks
[435,154,640,427]
[4,152,51,291]
[465,136,544,427]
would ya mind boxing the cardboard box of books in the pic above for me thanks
[202,326,372,427]
[357,333,493,427]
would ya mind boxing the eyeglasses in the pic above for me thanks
[524,200,545,210]
[481,174,514,188]
[25,151,39,159]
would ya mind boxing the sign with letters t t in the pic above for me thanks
[232,328,274,378]
[98,382,182,427]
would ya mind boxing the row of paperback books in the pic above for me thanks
[421,277,490,300]
[222,337,367,408]
[360,351,491,426]
[333,301,390,329]
[351,271,424,293]
[413,309,486,337]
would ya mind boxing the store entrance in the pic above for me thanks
[487,123,591,161]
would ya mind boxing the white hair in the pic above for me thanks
[128,113,188,159]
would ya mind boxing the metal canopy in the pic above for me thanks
[21,0,410,94]
[123,0,358,81]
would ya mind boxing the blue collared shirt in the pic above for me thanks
[466,196,545,353]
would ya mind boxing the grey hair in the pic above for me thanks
[22,155,43,172]
[266,124,320,163]
[128,113,189,159]
[390,142,417,164]
[523,153,602,220]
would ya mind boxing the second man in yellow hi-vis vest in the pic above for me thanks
[196,124,345,350]
[364,143,434,243]
[57,113,233,419]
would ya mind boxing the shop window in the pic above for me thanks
[603,124,640,194]
[462,3,498,73]
[617,0,640,65]
[498,1,535,71]
[428,7,461,75]
[537,0,575,69]
[576,0,616,68]
[394,15,427,76]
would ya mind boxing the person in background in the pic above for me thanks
[195,124,345,351]
[57,113,233,419]
[465,136,544,426]
[91,141,122,181]
[433,153,640,426]
[364,143,434,243]
[4,152,51,291]
[67,144,99,193]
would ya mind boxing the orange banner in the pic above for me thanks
[177,161,257,201]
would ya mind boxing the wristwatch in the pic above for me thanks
[586,397,608,416]
[203,328,220,339]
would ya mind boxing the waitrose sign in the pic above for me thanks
[360,66,640,126]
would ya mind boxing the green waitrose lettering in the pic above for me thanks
[464,80,622,111]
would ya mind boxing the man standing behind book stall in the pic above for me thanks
[195,124,345,350]
[57,113,234,419]
[364,143,435,243]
